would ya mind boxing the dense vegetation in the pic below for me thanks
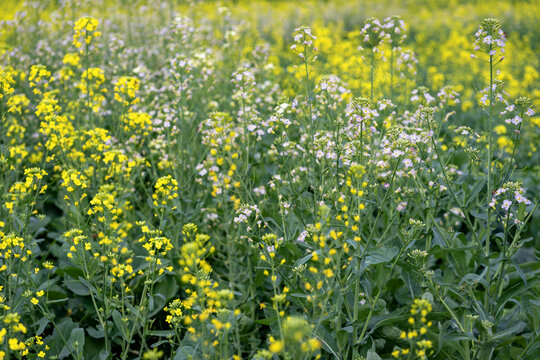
[0,1,539,359]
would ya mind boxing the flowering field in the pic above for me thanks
[1,0,539,359]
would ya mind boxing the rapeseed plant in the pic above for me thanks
[0,1,537,359]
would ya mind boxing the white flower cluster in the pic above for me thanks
[234,204,261,223]
[296,229,308,242]
[360,17,386,50]
[232,68,255,89]
[471,18,506,61]
[383,16,407,48]
[489,182,532,224]
[346,98,380,134]
[501,97,534,128]
[411,88,435,105]
[232,67,256,102]
[315,75,351,110]
[397,50,418,77]
[290,26,317,60]
[478,82,508,107]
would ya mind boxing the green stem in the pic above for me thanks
[304,47,317,216]
[390,47,394,101]
[430,278,466,333]
[352,158,400,346]
[358,236,411,342]
[428,120,482,249]
[370,48,375,101]
[485,50,494,310]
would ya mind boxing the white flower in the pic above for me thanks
[396,202,407,212]
[505,115,522,125]
[402,158,413,169]
[297,230,308,242]
[514,191,531,205]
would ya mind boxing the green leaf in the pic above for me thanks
[149,330,175,337]
[464,180,485,207]
[60,328,85,359]
[495,281,527,318]
[125,302,143,321]
[294,252,314,267]
[255,317,277,325]
[87,326,104,339]
[314,326,341,359]
[47,318,78,356]
[57,266,85,279]
[112,310,128,341]
[79,277,100,296]
[63,280,90,296]
[460,270,489,288]
[35,317,48,336]
[47,297,69,304]
[362,246,399,268]
[340,325,353,333]
[367,349,382,360]
[174,345,195,360]
[511,258,528,286]
[471,210,488,221]
[489,321,526,342]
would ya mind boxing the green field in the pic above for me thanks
[0,1,539,359]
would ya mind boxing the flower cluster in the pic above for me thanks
[114,76,140,106]
[78,67,107,113]
[28,65,53,95]
[392,298,434,359]
[502,96,534,128]
[0,4,538,360]
[168,224,234,354]
[262,316,320,358]
[152,175,179,211]
[360,17,386,49]
[384,16,407,48]
[137,222,173,274]
[61,168,88,193]
[471,18,506,61]
[489,182,532,225]
[73,17,101,50]
[291,26,318,60]
[0,67,15,101]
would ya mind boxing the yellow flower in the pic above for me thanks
[114,76,140,106]
[494,124,507,135]
[73,17,101,49]
[142,348,164,360]
[62,53,80,67]
[497,135,512,149]
[269,337,283,354]
[8,338,25,350]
